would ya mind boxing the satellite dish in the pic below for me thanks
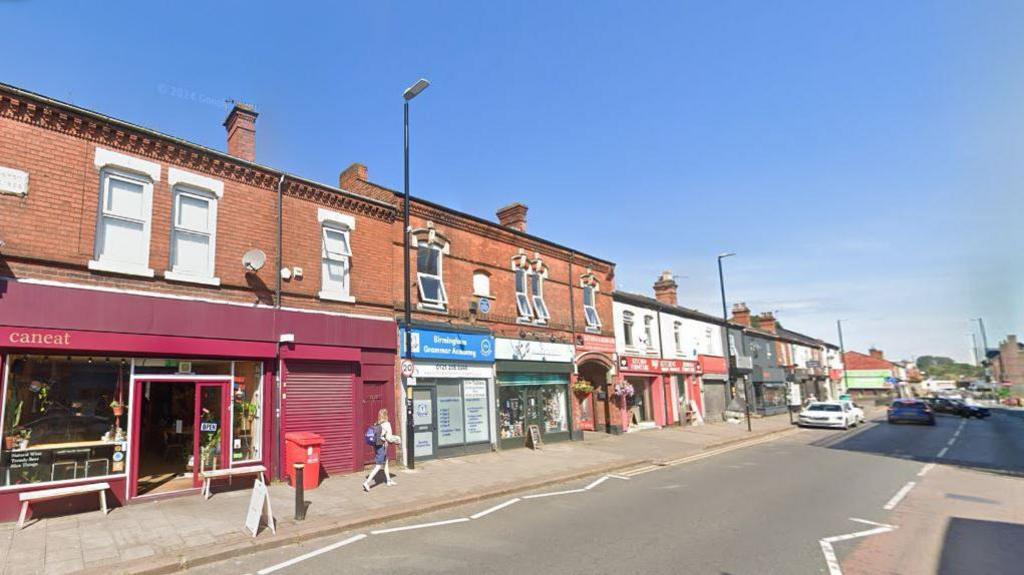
[242,249,266,272]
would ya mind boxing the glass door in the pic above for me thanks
[194,383,227,488]
[411,387,436,460]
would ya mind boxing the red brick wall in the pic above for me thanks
[0,89,395,318]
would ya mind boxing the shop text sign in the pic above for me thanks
[0,166,29,197]
[412,362,493,379]
[619,356,701,374]
[403,328,495,362]
[576,333,616,354]
[495,338,574,363]
[4,329,72,346]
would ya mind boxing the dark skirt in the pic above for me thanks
[374,444,387,465]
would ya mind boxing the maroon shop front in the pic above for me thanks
[618,356,700,429]
[0,279,395,522]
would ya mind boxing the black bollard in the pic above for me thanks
[294,463,307,521]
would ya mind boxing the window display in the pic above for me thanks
[499,380,569,442]
[756,383,787,410]
[2,356,129,486]
[437,383,465,447]
[463,380,489,444]
[499,387,524,440]
[231,361,263,462]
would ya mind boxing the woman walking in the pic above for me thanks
[362,408,397,491]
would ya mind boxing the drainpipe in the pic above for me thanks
[654,305,672,426]
[275,175,285,309]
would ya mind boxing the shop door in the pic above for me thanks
[411,387,437,460]
[131,379,229,498]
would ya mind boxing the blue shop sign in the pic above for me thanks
[402,328,495,363]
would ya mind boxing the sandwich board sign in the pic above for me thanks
[244,477,276,537]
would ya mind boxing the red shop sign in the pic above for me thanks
[619,356,701,374]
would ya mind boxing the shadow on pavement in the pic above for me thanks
[806,411,1024,479]
[937,517,1024,575]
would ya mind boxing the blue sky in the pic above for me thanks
[4,1,1022,362]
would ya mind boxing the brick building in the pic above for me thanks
[0,83,398,520]
[989,335,1024,397]
[338,165,617,457]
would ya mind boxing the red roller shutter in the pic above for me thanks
[283,361,357,474]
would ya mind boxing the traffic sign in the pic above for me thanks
[401,360,415,378]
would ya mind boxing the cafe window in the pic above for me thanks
[231,361,263,462]
[2,356,130,487]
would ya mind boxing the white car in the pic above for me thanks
[798,401,859,429]
[839,400,866,425]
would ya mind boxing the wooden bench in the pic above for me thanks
[18,482,110,529]
[200,465,266,500]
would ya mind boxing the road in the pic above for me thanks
[190,408,1024,575]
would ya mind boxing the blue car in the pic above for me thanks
[888,399,936,425]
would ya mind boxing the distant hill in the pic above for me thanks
[916,356,983,380]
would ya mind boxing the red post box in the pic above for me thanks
[284,431,325,490]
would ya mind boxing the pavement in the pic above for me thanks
[0,414,798,575]
[185,407,1024,575]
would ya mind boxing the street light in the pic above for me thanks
[717,252,750,432]
[403,78,429,470]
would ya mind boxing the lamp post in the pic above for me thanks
[402,78,429,470]
[717,252,749,432]
[837,320,849,396]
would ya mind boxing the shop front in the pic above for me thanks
[618,356,698,429]
[698,355,728,423]
[752,367,789,415]
[0,278,395,522]
[495,338,574,449]
[573,334,617,434]
[403,327,495,461]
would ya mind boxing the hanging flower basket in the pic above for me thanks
[572,380,594,395]
[612,382,634,399]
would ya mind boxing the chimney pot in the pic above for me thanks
[731,302,751,326]
[224,103,258,162]
[869,348,884,360]
[756,312,777,334]
[496,203,528,232]
[653,271,678,306]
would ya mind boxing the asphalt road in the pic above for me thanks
[191,408,1021,575]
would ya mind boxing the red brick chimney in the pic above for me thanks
[224,103,258,162]
[731,302,751,326]
[496,203,528,232]
[340,163,368,190]
[869,348,884,360]
[653,271,678,306]
[757,312,777,334]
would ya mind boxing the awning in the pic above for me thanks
[495,360,573,375]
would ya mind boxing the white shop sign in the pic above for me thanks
[495,338,575,363]
[412,362,493,379]
[0,167,29,197]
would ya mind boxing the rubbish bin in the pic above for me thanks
[284,431,325,490]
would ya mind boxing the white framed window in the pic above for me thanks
[623,311,635,347]
[317,208,357,302]
[583,285,601,329]
[90,168,155,277]
[644,316,655,349]
[530,272,549,322]
[473,270,491,298]
[417,242,447,309]
[165,168,223,286]
[515,268,533,319]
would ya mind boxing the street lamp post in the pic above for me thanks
[402,78,430,470]
[718,253,750,432]
[837,320,849,396]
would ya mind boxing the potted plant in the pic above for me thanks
[17,428,31,450]
[4,398,22,450]
[572,380,594,396]
[110,400,124,417]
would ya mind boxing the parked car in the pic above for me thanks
[948,398,990,419]
[887,399,935,425]
[798,401,859,429]
[838,400,866,425]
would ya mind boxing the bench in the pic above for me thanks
[200,465,266,500]
[18,482,110,529]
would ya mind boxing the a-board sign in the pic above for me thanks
[689,399,705,426]
[244,478,276,537]
[526,424,543,450]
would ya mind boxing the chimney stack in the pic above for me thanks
[757,312,777,334]
[496,203,528,232]
[340,163,368,190]
[869,348,884,360]
[653,271,678,306]
[224,103,258,162]
[731,302,751,326]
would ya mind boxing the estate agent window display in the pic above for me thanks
[2,356,130,487]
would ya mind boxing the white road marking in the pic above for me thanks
[937,447,949,458]
[584,476,610,490]
[917,463,936,477]
[521,488,586,499]
[470,498,520,520]
[946,438,956,446]
[608,474,631,480]
[952,429,961,438]
[256,534,367,574]
[883,481,916,510]
[370,517,470,535]
[818,520,898,575]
